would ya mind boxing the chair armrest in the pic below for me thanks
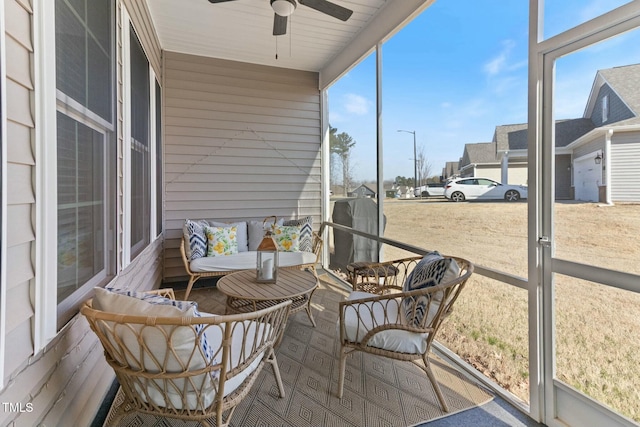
[180,236,195,275]
[143,288,176,300]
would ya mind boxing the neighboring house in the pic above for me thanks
[442,161,459,181]
[349,184,377,198]
[455,64,640,203]
[458,142,503,182]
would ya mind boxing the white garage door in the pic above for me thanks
[574,154,602,202]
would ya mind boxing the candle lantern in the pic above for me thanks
[256,229,278,283]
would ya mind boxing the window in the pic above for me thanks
[602,94,609,122]
[155,81,162,237]
[55,0,115,320]
[129,27,150,258]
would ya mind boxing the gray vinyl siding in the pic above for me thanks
[572,135,603,160]
[3,0,36,384]
[0,2,164,426]
[163,52,322,281]
[589,84,634,126]
[610,132,640,202]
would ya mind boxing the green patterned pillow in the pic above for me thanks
[204,225,238,257]
[272,224,301,252]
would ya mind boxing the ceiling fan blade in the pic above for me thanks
[273,13,288,36]
[299,0,353,21]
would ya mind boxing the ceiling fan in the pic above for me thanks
[208,0,353,36]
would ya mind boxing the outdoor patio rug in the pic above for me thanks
[102,273,493,427]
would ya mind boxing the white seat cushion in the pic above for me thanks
[154,319,270,410]
[189,250,316,273]
[341,291,428,354]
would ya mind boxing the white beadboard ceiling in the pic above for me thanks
[146,0,430,85]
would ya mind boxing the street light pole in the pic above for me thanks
[398,129,417,191]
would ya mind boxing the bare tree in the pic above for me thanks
[416,145,432,188]
[329,126,340,189]
[330,126,356,195]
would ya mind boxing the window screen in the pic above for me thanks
[129,27,150,257]
[55,0,114,320]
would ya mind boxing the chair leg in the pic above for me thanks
[304,289,317,327]
[183,275,199,300]
[267,349,286,398]
[215,406,235,427]
[304,305,317,327]
[337,346,348,398]
[422,354,449,412]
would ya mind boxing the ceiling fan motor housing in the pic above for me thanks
[271,0,297,17]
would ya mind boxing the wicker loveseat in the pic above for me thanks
[180,217,322,300]
[82,288,291,427]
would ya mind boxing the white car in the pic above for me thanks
[414,183,446,197]
[444,178,527,202]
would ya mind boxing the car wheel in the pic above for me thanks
[505,190,520,202]
[421,191,430,197]
[451,191,465,202]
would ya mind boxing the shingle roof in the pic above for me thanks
[555,118,596,147]
[493,119,595,150]
[442,161,459,177]
[598,63,640,125]
[461,142,496,167]
[494,123,527,151]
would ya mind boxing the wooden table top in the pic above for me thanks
[217,269,318,301]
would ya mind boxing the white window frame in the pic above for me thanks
[530,2,640,426]
[34,0,58,350]
[150,70,158,240]
[35,0,116,339]
[154,78,163,239]
[602,94,609,122]
[0,0,7,389]
[122,8,161,266]
[122,7,132,267]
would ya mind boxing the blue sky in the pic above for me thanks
[328,0,636,183]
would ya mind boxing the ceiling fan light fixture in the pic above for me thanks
[271,0,296,17]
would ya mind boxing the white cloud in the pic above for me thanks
[343,93,370,115]
[484,39,516,76]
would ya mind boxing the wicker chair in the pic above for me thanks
[337,256,473,412]
[81,289,291,427]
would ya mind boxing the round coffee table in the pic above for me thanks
[217,269,318,327]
